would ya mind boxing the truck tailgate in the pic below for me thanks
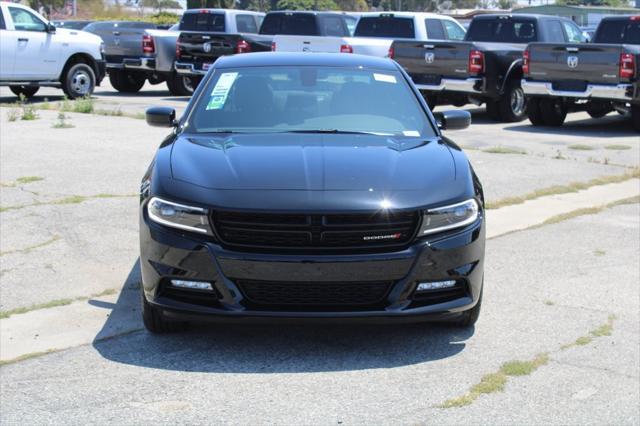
[273,35,346,53]
[527,43,627,86]
[179,32,238,61]
[392,40,471,84]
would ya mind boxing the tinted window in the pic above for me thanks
[466,18,537,43]
[595,20,640,44]
[355,17,415,38]
[320,15,347,36]
[189,66,434,138]
[181,12,225,32]
[545,20,565,43]
[443,20,466,40]
[260,13,318,36]
[425,19,445,40]
[9,7,45,32]
[236,14,257,33]
[562,21,583,43]
[0,10,5,30]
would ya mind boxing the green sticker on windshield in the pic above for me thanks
[206,72,238,110]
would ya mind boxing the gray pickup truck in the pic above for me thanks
[390,14,586,122]
[522,15,639,131]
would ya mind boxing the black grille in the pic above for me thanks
[237,279,392,309]
[212,211,420,252]
[552,80,588,92]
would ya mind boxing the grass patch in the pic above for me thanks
[52,112,74,129]
[95,107,123,117]
[0,193,137,213]
[486,169,640,209]
[594,249,606,256]
[501,353,549,376]
[15,176,43,184]
[605,144,631,151]
[0,235,60,256]
[20,103,38,121]
[6,107,20,122]
[0,350,58,367]
[544,300,555,306]
[482,146,526,155]
[568,144,595,151]
[0,288,117,319]
[561,314,617,351]
[71,96,94,114]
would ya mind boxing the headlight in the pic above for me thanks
[147,197,212,235]
[419,199,479,236]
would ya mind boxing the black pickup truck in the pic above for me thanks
[522,15,639,131]
[390,14,586,122]
[175,10,351,79]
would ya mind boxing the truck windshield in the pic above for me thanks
[180,12,225,32]
[466,18,537,43]
[595,20,640,44]
[355,17,415,38]
[187,66,434,138]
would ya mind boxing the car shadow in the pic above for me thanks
[92,260,474,374]
[504,113,636,138]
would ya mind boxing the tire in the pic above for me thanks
[454,286,483,328]
[141,287,186,334]
[497,79,527,122]
[631,105,640,133]
[9,85,39,99]
[62,63,96,99]
[540,98,567,127]
[586,103,611,119]
[526,98,545,126]
[108,69,146,93]
[485,100,501,121]
[166,74,195,96]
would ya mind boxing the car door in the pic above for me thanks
[7,5,60,80]
[0,5,16,79]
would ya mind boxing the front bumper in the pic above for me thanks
[140,211,485,323]
[175,62,208,76]
[414,77,483,95]
[521,79,634,102]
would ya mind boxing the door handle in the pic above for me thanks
[18,37,29,42]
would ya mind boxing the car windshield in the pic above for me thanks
[595,20,640,44]
[466,18,537,43]
[354,17,415,38]
[187,66,434,137]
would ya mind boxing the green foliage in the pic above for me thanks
[276,0,338,10]
[556,0,625,6]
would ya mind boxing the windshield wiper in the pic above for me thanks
[286,129,382,135]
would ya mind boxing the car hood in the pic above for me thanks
[170,133,455,192]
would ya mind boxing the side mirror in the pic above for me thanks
[146,107,177,127]
[46,22,56,33]
[433,110,471,131]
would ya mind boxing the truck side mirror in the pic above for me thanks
[434,110,471,131]
[146,107,177,127]
[46,22,56,33]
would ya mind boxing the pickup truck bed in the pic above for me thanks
[521,15,639,131]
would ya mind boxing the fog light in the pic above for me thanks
[170,279,213,291]
[416,280,456,292]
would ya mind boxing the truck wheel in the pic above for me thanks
[62,63,96,99]
[526,98,545,126]
[586,103,611,119]
[631,105,640,132]
[109,70,146,93]
[497,80,527,122]
[9,85,39,99]
[166,74,195,96]
[540,99,567,126]
[141,287,187,334]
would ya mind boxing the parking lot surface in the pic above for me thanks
[0,82,638,424]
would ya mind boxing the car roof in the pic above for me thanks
[215,52,398,71]
[358,11,456,20]
[474,13,549,20]
[183,8,264,15]
[266,10,347,16]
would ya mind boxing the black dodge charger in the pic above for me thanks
[140,52,485,332]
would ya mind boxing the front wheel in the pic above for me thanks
[62,63,96,99]
[141,287,187,334]
[497,80,527,122]
[10,85,39,99]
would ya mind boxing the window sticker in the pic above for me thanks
[206,72,238,110]
[373,73,397,84]
[403,130,420,137]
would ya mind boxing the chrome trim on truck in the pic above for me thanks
[175,62,208,76]
[521,79,632,101]
[415,78,482,94]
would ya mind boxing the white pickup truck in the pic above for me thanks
[0,1,105,99]
[272,12,466,57]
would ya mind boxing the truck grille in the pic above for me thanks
[212,211,420,252]
[237,279,392,309]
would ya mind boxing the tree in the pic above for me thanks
[275,0,338,10]
[556,0,624,6]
